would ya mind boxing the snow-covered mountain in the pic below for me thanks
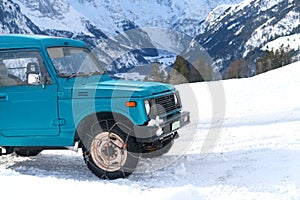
[1,0,298,76]
[263,34,300,52]
[8,0,159,73]
[195,0,300,71]
[65,0,243,61]
[11,0,244,38]
[0,0,42,34]
[67,0,242,37]
[1,0,244,74]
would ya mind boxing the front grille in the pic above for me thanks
[152,93,181,116]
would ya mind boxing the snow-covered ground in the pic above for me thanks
[263,33,300,51]
[1,62,300,199]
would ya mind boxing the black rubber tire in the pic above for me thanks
[142,139,173,158]
[14,149,42,157]
[82,119,141,180]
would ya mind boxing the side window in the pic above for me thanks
[0,50,52,86]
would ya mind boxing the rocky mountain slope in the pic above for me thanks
[195,0,300,72]
[1,0,243,73]
[1,0,298,76]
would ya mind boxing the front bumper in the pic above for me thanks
[134,111,190,143]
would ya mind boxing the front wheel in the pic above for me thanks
[82,120,140,179]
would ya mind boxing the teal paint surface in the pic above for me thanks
[0,35,178,147]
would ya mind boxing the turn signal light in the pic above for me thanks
[126,101,137,107]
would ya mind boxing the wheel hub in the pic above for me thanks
[90,132,127,172]
[102,143,118,159]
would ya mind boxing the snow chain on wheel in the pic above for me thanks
[82,119,141,179]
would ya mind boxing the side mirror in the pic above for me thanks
[28,74,40,85]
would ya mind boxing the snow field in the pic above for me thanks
[1,61,300,199]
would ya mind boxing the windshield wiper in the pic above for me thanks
[88,71,103,76]
[60,71,103,79]
[66,72,86,79]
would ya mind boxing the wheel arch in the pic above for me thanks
[75,111,135,147]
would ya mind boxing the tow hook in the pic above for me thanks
[160,131,179,142]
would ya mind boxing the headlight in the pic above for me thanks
[174,93,178,105]
[144,100,151,116]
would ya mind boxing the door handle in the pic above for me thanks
[0,94,8,101]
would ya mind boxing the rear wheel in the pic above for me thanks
[82,119,140,179]
[14,149,42,157]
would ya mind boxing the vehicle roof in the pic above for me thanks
[0,34,86,49]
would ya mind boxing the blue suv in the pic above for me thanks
[0,34,190,179]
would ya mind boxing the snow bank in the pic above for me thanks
[223,61,300,126]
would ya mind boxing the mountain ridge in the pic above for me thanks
[195,0,300,73]
[1,0,298,77]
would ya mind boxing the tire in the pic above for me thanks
[14,149,42,157]
[82,119,141,180]
[142,139,173,158]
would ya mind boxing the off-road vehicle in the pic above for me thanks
[0,34,190,179]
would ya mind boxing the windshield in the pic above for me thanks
[47,47,105,78]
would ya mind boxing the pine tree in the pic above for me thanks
[256,44,292,75]
[227,59,239,79]
[226,58,249,79]
[173,55,189,79]
[168,55,190,84]
[256,60,263,75]
[190,55,213,82]
[144,61,165,83]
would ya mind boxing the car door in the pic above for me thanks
[0,49,59,137]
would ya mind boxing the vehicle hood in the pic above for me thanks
[71,79,175,98]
